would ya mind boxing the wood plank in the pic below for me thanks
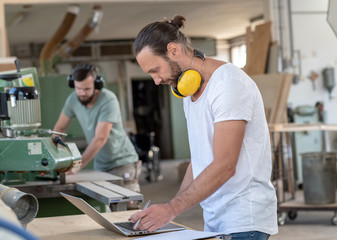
[66,170,123,184]
[265,108,272,123]
[244,21,272,76]
[266,41,279,73]
[269,123,337,133]
[273,74,292,124]
[245,26,252,65]
[251,73,293,124]
[279,191,337,211]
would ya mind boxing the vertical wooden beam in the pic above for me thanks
[118,60,136,133]
[118,61,126,123]
[124,63,136,133]
[0,2,8,57]
[245,26,252,70]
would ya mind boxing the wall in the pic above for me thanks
[287,0,337,124]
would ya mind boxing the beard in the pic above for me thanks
[78,91,96,106]
[165,59,183,87]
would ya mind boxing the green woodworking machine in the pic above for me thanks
[0,60,82,185]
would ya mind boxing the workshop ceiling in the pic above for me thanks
[4,0,265,45]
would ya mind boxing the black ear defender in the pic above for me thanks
[67,63,104,90]
[171,49,206,98]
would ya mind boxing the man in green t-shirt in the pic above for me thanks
[53,63,141,194]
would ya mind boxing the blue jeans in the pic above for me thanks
[225,231,270,240]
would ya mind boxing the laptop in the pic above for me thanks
[60,192,185,236]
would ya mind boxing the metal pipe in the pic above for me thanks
[287,0,294,59]
[277,0,285,71]
[0,184,39,225]
[52,4,103,65]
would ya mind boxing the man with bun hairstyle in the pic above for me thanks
[128,16,278,238]
[53,63,142,204]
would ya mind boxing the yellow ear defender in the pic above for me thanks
[171,49,205,98]
[171,70,202,98]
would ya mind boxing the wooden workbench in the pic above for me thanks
[269,123,337,132]
[27,211,217,240]
[27,210,141,240]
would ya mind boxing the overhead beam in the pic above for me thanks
[2,0,205,4]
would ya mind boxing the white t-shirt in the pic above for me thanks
[183,63,278,235]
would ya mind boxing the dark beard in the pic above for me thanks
[78,91,96,106]
[166,59,182,87]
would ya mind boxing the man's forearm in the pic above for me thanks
[169,159,235,217]
[176,162,193,196]
[53,113,71,137]
[79,137,107,170]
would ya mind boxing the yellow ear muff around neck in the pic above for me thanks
[174,69,202,97]
[171,49,205,98]
[171,87,184,98]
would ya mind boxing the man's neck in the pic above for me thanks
[86,90,101,108]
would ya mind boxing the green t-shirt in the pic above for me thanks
[62,88,138,171]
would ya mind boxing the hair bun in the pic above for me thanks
[170,15,186,29]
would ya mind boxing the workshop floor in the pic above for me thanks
[139,159,337,240]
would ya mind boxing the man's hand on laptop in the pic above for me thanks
[128,203,176,232]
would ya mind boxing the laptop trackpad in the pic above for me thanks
[115,221,184,233]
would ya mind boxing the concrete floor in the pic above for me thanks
[139,159,337,240]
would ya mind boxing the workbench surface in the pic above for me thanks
[27,210,214,240]
[27,210,141,240]
[268,123,337,132]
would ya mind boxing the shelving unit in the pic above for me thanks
[269,123,337,226]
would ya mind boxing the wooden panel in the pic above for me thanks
[251,73,293,124]
[244,21,272,76]
[266,42,279,74]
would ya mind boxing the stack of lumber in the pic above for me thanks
[243,20,293,124]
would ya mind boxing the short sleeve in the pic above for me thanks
[62,93,76,118]
[97,92,121,123]
[211,76,255,123]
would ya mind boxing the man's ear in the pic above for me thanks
[166,42,181,59]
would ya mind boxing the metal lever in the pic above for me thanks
[14,59,21,74]
[38,129,67,136]
[0,59,21,81]
[53,136,67,147]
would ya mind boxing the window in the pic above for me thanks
[231,44,246,68]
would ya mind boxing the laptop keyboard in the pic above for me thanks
[115,222,136,230]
